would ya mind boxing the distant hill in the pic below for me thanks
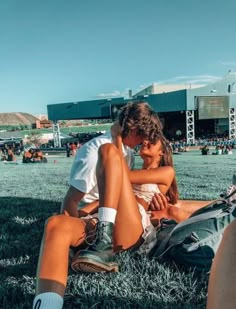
[0,112,39,125]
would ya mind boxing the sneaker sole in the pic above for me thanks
[71,257,118,273]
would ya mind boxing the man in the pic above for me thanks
[61,101,165,217]
[32,102,166,309]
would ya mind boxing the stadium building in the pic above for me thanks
[47,71,236,147]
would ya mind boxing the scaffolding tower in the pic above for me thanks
[229,108,236,140]
[186,110,195,145]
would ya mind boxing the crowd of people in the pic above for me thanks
[0,148,17,162]
[0,140,24,162]
[0,144,48,163]
[22,148,48,163]
[32,102,236,309]
[170,136,236,149]
[67,131,104,144]
[201,144,233,155]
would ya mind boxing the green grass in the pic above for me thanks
[3,124,112,138]
[0,151,235,308]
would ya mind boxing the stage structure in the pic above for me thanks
[52,122,61,148]
[47,72,236,147]
[186,111,195,145]
[229,108,236,140]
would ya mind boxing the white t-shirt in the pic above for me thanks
[69,131,135,208]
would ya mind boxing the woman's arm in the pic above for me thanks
[112,124,174,208]
[129,166,175,192]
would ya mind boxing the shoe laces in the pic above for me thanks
[84,217,99,246]
[85,221,111,248]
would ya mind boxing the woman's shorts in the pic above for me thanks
[136,204,157,255]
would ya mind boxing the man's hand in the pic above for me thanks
[149,192,169,211]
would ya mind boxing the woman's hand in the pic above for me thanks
[149,192,169,211]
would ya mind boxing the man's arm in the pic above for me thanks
[78,200,99,217]
[61,185,85,217]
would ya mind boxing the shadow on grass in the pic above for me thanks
[64,294,206,309]
[0,196,60,277]
[0,197,208,309]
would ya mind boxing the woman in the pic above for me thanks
[135,136,190,223]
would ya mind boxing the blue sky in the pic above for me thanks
[1,0,236,115]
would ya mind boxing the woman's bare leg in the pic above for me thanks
[96,143,144,250]
[150,200,215,225]
[150,206,190,225]
[207,220,236,309]
[175,200,214,214]
[36,214,87,296]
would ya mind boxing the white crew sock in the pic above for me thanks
[33,292,63,309]
[98,207,117,223]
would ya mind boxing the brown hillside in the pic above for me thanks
[0,113,39,125]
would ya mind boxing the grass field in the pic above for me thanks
[4,124,113,138]
[0,150,235,308]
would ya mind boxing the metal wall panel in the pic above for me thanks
[47,98,126,121]
[146,90,187,112]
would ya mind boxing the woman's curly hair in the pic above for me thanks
[118,101,163,143]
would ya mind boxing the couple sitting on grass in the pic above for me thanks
[33,102,235,309]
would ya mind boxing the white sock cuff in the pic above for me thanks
[98,207,117,223]
[33,292,63,309]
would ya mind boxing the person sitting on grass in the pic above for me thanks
[212,145,222,155]
[201,144,209,155]
[32,149,48,163]
[6,148,16,162]
[32,101,165,308]
[32,129,217,308]
[22,148,34,163]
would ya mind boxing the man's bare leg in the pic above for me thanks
[33,214,87,308]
